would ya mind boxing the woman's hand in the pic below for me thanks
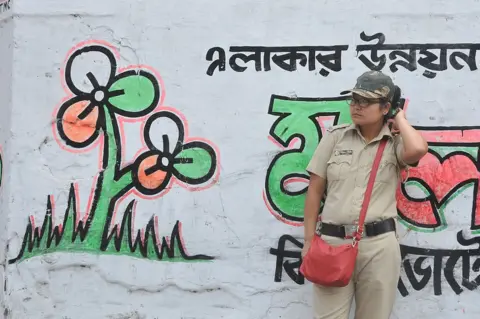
[301,239,311,258]
[387,109,406,135]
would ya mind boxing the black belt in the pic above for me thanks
[318,218,396,239]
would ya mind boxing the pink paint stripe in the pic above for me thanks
[283,177,308,186]
[267,135,301,150]
[315,115,336,135]
[262,190,303,227]
[420,129,480,143]
[176,221,190,255]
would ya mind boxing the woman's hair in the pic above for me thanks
[381,85,402,123]
[390,86,402,110]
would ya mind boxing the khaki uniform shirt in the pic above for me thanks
[306,123,412,225]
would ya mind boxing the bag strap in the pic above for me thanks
[354,137,388,242]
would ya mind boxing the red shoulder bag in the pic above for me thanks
[299,138,387,287]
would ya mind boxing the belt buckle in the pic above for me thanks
[315,221,323,235]
[344,225,357,238]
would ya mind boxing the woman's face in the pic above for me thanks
[348,93,390,126]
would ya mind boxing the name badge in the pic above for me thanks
[334,149,353,156]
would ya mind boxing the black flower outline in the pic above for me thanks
[57,45,160,148]
[132,111,217,196]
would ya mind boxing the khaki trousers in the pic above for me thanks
[312,231,401,319]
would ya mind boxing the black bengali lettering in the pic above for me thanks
[449,48,478,71]
[458,230,480,290]
[356,31,388,71]
[206,32,480,78]
[269,234,304,285]
[356,31,480,78]
[399,231,480,297]
[271,50,308,72]
[229,47,264,72]
[402,255,432,292]
[272,232,480,296]
[444,253,463,294]
[205,47,226,76]
[469,257,480,289]
[417,48,448,79]
[225,46,349,75]
[389,49,418,73]
[462,254,480,291]
[397,247,410,297]
[432,254,443,295]
[315,46,349,76]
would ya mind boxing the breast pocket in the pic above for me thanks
[377,154,399,183]
[327,154,352,181]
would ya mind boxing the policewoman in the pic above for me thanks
[302,71,428,319]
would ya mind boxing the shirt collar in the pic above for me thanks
[346,123,393,142]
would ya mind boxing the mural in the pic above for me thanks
[397,127,480,232]
[9,41,219,264]
[266,94,480,296]
[397,127,480,296]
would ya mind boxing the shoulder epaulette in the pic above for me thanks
[327,123,350,132]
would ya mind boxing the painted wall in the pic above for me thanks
[3,0,480,318]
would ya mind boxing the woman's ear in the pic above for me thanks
[383,102,391,115]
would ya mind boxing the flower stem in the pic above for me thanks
[85,106,133,250]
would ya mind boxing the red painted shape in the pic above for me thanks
[396,128,480,229]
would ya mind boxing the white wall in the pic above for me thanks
[3,0,480,318]
[0,0,13,316]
